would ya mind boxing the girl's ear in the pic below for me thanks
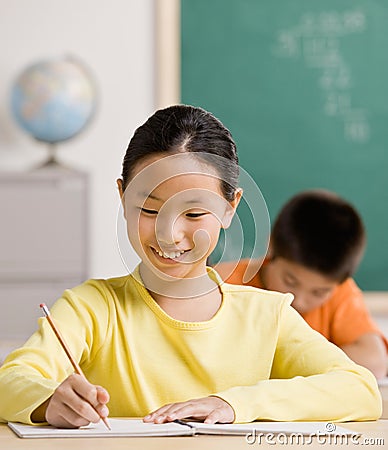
[222,188,243,229]
[117,179,126,213]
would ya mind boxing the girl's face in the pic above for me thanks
[118,153,241,282]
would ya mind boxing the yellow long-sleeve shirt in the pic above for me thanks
[0,268,381,424]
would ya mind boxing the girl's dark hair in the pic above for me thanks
[271,190,366,282]
[121,105,239,201]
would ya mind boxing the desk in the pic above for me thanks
[1,421,387,450]
[380,383,388,419]
[363,291,388,338]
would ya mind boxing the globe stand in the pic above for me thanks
[40,143,60,167]
[32,143,70,171]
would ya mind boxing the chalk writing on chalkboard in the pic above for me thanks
[272,9,369,143]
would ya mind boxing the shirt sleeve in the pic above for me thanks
[214,301,382,423]
[0,281,109,424]
[329,279,388,348]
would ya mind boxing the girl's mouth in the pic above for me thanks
[151,247,188,262]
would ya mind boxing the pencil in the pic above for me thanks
[40,303,111,430]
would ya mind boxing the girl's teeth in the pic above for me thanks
[156,250,185,259]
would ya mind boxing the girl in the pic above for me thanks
[0,105,381,428]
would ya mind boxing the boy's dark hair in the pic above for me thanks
[271,190,366,282]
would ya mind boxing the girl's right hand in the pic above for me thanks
[44,373,110,428]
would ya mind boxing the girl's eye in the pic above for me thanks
[185,212,207,218]
[141,208,158,215]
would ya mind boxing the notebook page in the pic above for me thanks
[8,419,192,438]
[190,421,356,436]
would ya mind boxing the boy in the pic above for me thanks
[216,190,387,379]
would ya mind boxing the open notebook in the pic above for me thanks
[8,418,356,439]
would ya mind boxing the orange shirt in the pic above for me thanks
[216,259,387,348]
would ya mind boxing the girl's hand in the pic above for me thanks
[143,396,235,424]
[44,374,110,428]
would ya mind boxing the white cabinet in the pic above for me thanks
[0,166,88,350]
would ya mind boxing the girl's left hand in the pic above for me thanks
[143,396,235,424]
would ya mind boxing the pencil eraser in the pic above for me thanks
[39,303,45,308]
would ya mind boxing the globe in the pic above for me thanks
[10,57,97,145]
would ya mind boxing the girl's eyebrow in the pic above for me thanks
[138,191,206,205]
[138,192,163,202]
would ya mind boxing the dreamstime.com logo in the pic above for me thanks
[245,423,385,446]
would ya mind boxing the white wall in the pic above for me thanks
[0,0,156,278]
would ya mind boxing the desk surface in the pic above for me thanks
[379,383,388,420]
[1,420,387,450]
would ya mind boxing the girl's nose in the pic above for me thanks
[156,215,185,245]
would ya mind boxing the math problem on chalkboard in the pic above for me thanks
[272,9,369,143]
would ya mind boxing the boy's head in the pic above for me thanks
[263,190,366,314]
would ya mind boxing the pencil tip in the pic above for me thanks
[102,417,111,430]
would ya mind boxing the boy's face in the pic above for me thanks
[264,257,339,314]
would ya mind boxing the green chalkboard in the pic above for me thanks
[181,0,388,290]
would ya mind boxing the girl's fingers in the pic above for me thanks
[69,374,101,407]
[146,398,210,419]
[96,385,110,405]
[56,386,101,424]
[56,404,93,429]
[168,402,223,422]
[143,403,177,422]
[46,374,109,428]
[67,376,110,418]
[144,397,235,424]
[57,375,100,420]
[46,393,98,428]
[204,407,224,424]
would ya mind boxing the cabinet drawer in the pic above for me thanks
[0,170,88,280]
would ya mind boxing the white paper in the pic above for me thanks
[190,421,355,436]
[377,376,388,387]
[8,419,192,438]
[8,418,355,439]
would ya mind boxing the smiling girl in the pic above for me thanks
[0,105,381,428]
